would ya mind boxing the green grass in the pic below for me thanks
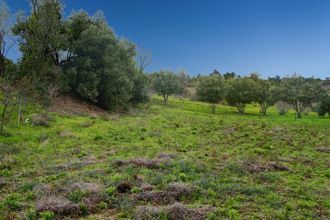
[0,96,329,219]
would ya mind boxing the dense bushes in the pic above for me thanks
[11,1,149,111]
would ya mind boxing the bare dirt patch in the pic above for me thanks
[48,95,108,117]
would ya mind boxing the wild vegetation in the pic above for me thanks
[0,0,329,219]
[0,97,329,219]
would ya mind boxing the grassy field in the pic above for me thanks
[0,96,329,219]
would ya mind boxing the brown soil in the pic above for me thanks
[49,95,108,117]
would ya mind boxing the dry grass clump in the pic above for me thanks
[113,153,176,169]
[140,183,154,192]
[165,182,193,195]
[134,182,193,205]
[135,203,214,220]
[242,159,290,173]
[31,114,52,127]
[36,196,79,215]
[69,182,104,194]
[315,147,330,153]
[59,129,75,138]
[134,206,163,220]
[47,157,99,174]
[33,180,108,216]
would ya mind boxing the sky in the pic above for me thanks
[6,0,330,78]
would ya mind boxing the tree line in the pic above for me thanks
[151,70,330,118]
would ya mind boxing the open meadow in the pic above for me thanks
[0,96,329,219]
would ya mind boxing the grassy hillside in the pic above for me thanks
[0,96,329,219]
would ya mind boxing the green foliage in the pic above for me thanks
[11,3,149,112]
[0,96,329,219]
[317,94,330,116]
[251,75,277,116]
[226,77,256,114]
[276,76,324,118]
[152,71,181,104]
[39,211,55,220]
[196,75,226,113]
[12,0,65,85]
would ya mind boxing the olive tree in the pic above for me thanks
[226,77,255,114]
[278,76,323,118]
[152,71,180,104]
[317,93,330,117]
[196,75,226,113]
[253,78,277,116]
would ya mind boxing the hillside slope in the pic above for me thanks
[0,97,329,219]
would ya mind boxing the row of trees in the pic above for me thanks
[197,74,326,118]
[150,70,329,118]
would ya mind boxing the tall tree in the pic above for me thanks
[13,0,65,84]
[0,1,16,78]
[63,11,141,111]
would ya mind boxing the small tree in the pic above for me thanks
[226,77,255,114]
[152,71,180,104]
[317,94,330,117]
[196,75,226,113]
[278,76,323,118]
[253,78,277,116]
[0,78,14,135]
[136,48,152,73]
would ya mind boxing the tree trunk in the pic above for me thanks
[295,100,304,119]
[236,103,245,114]
[0,54,5,78]
[210,103,216,113]
[0,103,8,135]
[163,94,169,105]
[259,102,268,116]
[17,94,22,126]
[0,33,5,78]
